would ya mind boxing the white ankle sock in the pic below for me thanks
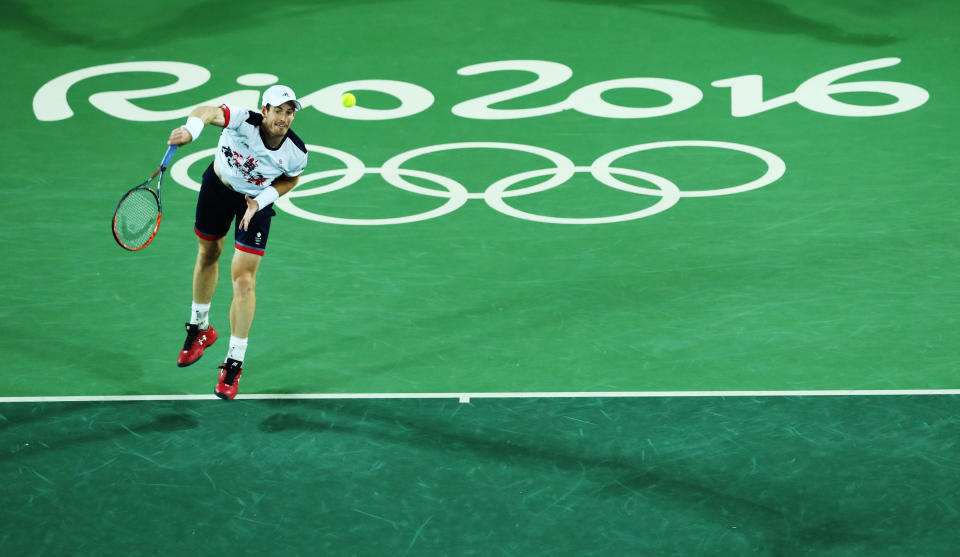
[190,302,211,329]
[227,336,248,362]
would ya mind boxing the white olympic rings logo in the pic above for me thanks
[170,140,786,225]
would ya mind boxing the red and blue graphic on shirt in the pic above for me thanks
[220,146,268,186]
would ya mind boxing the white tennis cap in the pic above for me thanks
[262,85,302,110]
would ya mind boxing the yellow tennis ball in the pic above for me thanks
[341,93,356,107]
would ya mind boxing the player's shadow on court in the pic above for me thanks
[555,0,900,46]
[257,403,870,555]
[0,410,199,462]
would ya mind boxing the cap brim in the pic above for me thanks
[263,97,302,110]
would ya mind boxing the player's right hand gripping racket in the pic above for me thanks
[112,145,178,251]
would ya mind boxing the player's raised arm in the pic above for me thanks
[168,105,228,145]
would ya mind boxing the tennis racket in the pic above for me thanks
[112,145,178,251]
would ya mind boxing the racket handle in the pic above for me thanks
[160,144,178,169]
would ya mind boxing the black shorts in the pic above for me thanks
[194,164,276,256]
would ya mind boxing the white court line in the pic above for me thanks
[0,390,958,403]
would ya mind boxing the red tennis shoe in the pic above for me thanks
[215,359,243,400]
[177,323,217,367]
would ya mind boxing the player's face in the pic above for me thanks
[261,102,297,137]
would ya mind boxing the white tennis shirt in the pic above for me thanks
[214,103,308,196]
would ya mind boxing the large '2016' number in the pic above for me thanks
[450,58,928,120]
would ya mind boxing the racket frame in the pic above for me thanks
[112,145,178,251]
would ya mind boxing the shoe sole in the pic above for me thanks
[177,355,203,368]
[214,389,234,400]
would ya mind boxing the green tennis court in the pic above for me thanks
[2,1,958,555]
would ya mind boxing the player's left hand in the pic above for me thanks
[239,195,259,231]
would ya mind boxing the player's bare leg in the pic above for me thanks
[178,236,224,367]
[216,248,261,400]
[193,237,224,304]
[229,249,262,339]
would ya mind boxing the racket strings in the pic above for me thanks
[114,188,160,248]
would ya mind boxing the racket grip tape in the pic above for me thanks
[160,145,178,169]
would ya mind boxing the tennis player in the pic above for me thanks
[167,84,308,400]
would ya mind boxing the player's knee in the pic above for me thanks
[197,241,222,264]
[198,248,221,266]
[231,270,256,294]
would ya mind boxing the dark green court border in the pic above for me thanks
[2,395,957,556]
